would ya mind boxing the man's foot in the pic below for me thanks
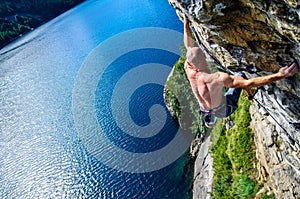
[204,113,217,128]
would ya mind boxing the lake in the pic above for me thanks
[0,0,194,198]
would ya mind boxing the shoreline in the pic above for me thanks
[0,0,85,49]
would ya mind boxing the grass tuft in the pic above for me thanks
[211,93,265,199]
[165,48,274,198]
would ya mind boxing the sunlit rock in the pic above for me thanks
[168,0,300,198]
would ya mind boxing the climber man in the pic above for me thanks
[183,15,298,128]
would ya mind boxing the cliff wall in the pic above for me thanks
[168,0,300,198]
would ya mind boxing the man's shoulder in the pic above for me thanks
[207,71,225,80]
[213,71,230,81]
[205,72,231,86]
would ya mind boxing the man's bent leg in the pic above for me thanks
[224,88,242,117]
[225,87,243,104]
[224,72,245,117]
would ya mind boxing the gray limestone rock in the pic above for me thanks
[168,0,300,198]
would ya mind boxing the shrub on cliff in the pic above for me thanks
[210,94,271,199]
[164,46,203,134]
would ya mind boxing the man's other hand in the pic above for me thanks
[279,62,298,77]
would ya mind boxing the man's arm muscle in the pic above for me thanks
[221,63,298,89]
[184,15,195,49]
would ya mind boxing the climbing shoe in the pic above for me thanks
[204,113,217,128]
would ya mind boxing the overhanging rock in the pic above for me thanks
[168,0,300,198]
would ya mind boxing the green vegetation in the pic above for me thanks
[164,46,203,134]
[0,0,85,48]
[165,48,274,198]
[164,46,221,134]
[211,94,274,199]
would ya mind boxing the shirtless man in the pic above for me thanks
[183,15,298,128]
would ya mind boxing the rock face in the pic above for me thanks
[250,102,300,199]
[190,136,213,199]
[168,0,300,198]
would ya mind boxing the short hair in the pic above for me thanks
[186,47,206,69]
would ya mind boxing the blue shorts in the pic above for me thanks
[200,72,244,118]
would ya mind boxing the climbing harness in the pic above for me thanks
[190,22,300,150]
[190,22,236,129]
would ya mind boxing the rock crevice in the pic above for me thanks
[168,0,300,198]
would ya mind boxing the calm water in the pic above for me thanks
[0,0,193,198]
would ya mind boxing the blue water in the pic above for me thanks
[95,49,180,153]
[0,0,193,198]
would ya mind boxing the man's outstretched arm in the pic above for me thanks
[222,62,298,89]
[184,15,195,49]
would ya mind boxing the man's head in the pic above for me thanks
[186,47,207,70]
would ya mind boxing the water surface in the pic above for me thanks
[0,0,192,198]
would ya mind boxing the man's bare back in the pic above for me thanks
[185,64,225,110]
[182,14,298,128]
